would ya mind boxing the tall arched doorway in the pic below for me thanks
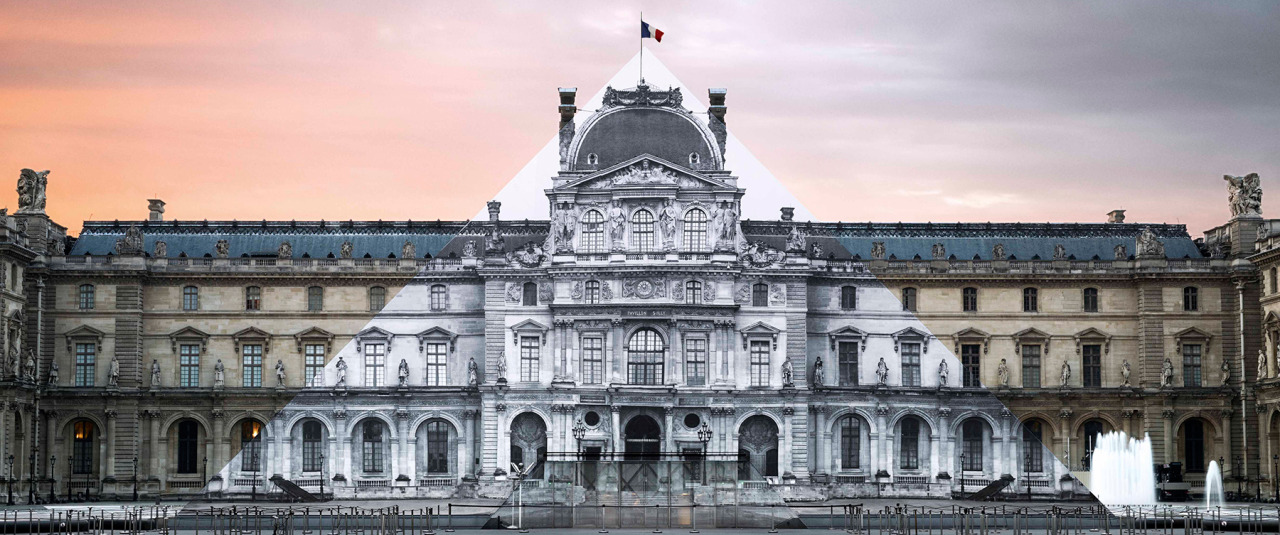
[738,416,779,481]
[509,413,546,479]
[622,415,662,491]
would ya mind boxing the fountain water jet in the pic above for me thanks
[1088,431,1157,505]
[1204,460,1225,508]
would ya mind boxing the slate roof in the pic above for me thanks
[69,219,1204,260]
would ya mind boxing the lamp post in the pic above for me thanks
[1273,454,1278,503]
[697,422,713,485]
[66,455,72,502]
[319,453,326,499]
[132,456,138,502]
[572,419,585,527]
[28,451,35,504]
[48,455,55,504]
[1024,450,1033,499]
[7,454,14,505]
[959,453,966,499]
[201,456,207,497]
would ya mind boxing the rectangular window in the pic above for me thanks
[305,344,326,387]
[369,286,386,312]
[426,423,450,474]
[75,342,96,387]
[1082,344,1102,388]
[899,419,920,470]
[520,336,540,382]
[245,287,261,311]
[901,288,917,312]
[839,417,860,470]
[362,423,384,473]
[1021,344,1041,388]
[749,340,770,386]
[179,344,200,388]
[364,343,386,387]
[962,432,983,471]
[838,341,858,386]
[1182,344,1202,387]
[1024,422,1044,473]
[581,336,603,384]
[1083,288,1099,313]
[424,342,447,386]
[962,287,977,312]
[901,342,921,387]
[685,337,707,386]
[302,427,323,472]
[1023,288,1038,312]
[840,286,856,310]
[961,344,981,388]
[182,286,199,311]
[307,286,324,312]
[242,344,263,387]
[1183,287,1199,312]
[752,284,769,307]
[78,284,95,310]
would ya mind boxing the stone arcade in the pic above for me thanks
[0,83,1270,502]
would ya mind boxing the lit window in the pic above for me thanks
[240,420,263,472]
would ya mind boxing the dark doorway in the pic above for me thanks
[622,416,661,492]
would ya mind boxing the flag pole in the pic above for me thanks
[639,11,644,83]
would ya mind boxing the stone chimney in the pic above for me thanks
[148,199,166,221]
[707,88,728,159]
[780,207,795,221]
[487,200,502,223]
[558,88,577,171]
[1107,210,1126,223]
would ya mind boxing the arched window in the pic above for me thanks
[429,284,447,311]
[840,286,856,310]
[962,287,977,312]
[362,420,385,473]
[1183,286,1199,311]
[425,420,451,474]
[72,421,95,474]
[369,286,387,312]
[522,282,538,306]
[962,420,984,472]
[627,329,665,385]
[838,416,861,470]
[1022,420,1044,473]
[176,420,199,474]
[752,283,769,307]
[182,286,200,311]
[1272,267,1278,294]
[245,286,261,311]
[1083,288,1099,312]
[683,209,708,251]
[302,421,323,472]
[240,420,263,472]
[307,286,324,312]
[899,418,921,469]
[580,210,605,253]
[79,284,95,310]
[632,210,655,252]
[1022,288,1038,312]
[1183,420,1205,473]
[1083,420,1105,470]
[585,280,601,304]
[685,280,702,305]
[901,287,917,312]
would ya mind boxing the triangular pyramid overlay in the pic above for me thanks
[193,51,1095,509]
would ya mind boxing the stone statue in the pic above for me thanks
[277,241,292,259]
[1259,349,1268,380]
[553,206,578,253]
[1054,244,1067,260]
[1160,357,1174,387]
[496,352,508,382]
[938,359,949,386]
[398,358,409,387]
[1225,173,1263,218]
[871,242,886,260]
[335,356,348,387]
[1137,227,1165,258]
[997,358,1010,387]
[23,351,35,382]
[154,240,167,258]
[150,359,161,387]
[485,225,505,254]
[992,243,1006,260]
[7,346,16,380]
[339,241,354,259]
[557,119,575,169]
[215,239,230,258]
[1222,358,1231,386]
[107,356,120,387]
[608,201,626,250]
[786,225,806,254]
[876,357,889,386]
[1060,361,1071,387]
[781,358,794,387]
[47,360,58,385]
[1114,244,1128,260]
[809,242,823,259]
[1121,359,1132,387]
[462,240,477,258]
[660,200,679,250]
[931,243,946,260]
[467,356,479,386]
[275,359,287,386]
[402,240,415,259]
[812,356,824,387]
[16,169,49,213]
[714,203,740,245]
[214,359,225,388]
[115,225,144,255]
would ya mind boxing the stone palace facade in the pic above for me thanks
[0,83,1270,502]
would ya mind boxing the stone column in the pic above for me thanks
[663,406,675,453]
[272,416,285,477]
[463,410,477,477]
[781,407,794,475]
[936,407,951,476]
[812,406,828,475]
[148,411,162,482]
[211,411,226,481]
[611,320,624,384]
[667,320,681,385]
[875,405,889,475]
[610,405,621,454]
[495,404,508,474]
[104,409,118,480]
[332,410,347,479]
[1162,409,1175,465]
[997,409,1012,476]
[1221,408,1235,476]
[45,411,57,483]
[397,410,410,479]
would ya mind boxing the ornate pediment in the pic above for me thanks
[168,326,211,354]
[562,155,729,192]
[232,326,273,354]
[294,326,335,353]
[891,327,932,353]
[416,327,458,353]
[828,326,868,352]
[64,325,106,353]
[952,328,991,355]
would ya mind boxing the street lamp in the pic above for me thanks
[28,451,35,504]
[572,419,585,528]
[66,455,72,502]
[573,419,587,457]
[1024,450,1033,499]
[319,453,326,499]
[697,422,713,485]
[132,456,139,502]
[959,453,967,499]
[48,455,55,504]
[1273,454,1278,503]
[6,454,14,505]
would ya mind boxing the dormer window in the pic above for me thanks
[689,153,700,166]
[586,153,599,166]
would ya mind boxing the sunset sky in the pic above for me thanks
[1,2,1277,235]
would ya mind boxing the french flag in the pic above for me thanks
[641,21,663,42]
